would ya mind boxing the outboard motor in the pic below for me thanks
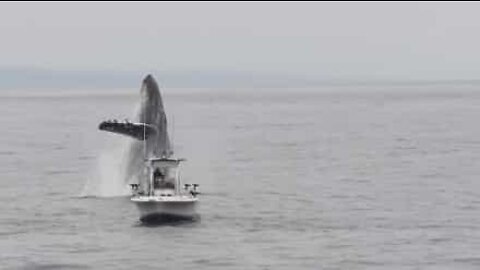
[191,184,200,196]
[183,183,200,196]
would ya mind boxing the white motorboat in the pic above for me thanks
[130,157,199,222]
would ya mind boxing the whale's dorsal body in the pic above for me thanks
[98,74,172,183]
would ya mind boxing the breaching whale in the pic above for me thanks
[98,74,173,186]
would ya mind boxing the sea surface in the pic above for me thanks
[1,84,480,269]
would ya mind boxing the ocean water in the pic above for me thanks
[1,85,480,269]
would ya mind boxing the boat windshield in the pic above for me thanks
[153,168,175,189]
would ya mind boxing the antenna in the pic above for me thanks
[172,114,175,154]
[142,111,151,196]
[143,116,146,160]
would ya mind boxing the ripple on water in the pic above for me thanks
[17,263,92,270]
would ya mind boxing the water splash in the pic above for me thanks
[81,136,132,197]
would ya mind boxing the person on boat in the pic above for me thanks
[153,169,175,189]
[153,169,164,189]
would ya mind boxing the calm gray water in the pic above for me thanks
[1,85,480,269]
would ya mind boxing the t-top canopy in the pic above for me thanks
[148,157,185,168]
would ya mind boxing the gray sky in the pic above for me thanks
[2,2,480,80]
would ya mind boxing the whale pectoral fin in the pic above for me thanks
[98,121,156,141]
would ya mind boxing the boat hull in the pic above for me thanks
[131,196,198,222]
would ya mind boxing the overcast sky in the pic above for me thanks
[1,2,480,80]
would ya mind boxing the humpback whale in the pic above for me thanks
[98,74,173,186]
